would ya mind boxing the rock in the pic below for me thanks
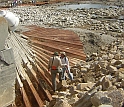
[77,91,86,98]
[98,104,113,107]
[75,64,82,71]
[117,68,124,80]
[98,60,108,68]
[101,68,108,74]
[94,64,101,71]
[53,99,72,107]
[57,80,67,91]
[77,83,95,91]
[83,75,95,83]
[107,86,117,91]
[58,92,67,97]
[108,53,114,59]
[71,68,79,76]
[0,17,16,107]
[69,78,82,85]
[69,86,76,93]
[114,82,121,88]
[121,79,124,87]
[101,76,112,91]
[68,95,79,105]
[102,54,108,60]
[52,95,58,99]
[110,59,116,65]
[91,91,112,107]
[114,53,121,60]
[108,90,124,107]
[113,60,122,66]
[74,86,101,107]
[92,53,98,57]
[80,67,87,73]
[106,65,118,74]
[70,90,79,96]
[48,99,56,107]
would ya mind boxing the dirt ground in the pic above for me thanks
[65,28,119,56]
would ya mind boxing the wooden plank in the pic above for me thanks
[17,72,32,107]
[30,68,52,101]
[32,40,86,60]
[22,87,32,107]
[21,68,44,107]
[36,63,53,88]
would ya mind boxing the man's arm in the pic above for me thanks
[65,57,69,66]
[48,57,52,71]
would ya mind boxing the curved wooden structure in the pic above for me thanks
[7,25,86,106]
[23,25,86,62]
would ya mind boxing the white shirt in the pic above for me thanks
[61,57,70,71]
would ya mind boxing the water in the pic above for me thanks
[57,3,117,10]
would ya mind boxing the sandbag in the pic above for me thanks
[0,10,19,31]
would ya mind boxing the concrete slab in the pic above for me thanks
[0,17,8,50]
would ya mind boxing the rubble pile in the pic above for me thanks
[8,2,124,55]
[45,36,124,107]
[9,3,124,33]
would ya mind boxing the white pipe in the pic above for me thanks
[0,10,19,31]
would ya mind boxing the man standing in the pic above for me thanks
[60,52,73,81]
[48,52,66,92]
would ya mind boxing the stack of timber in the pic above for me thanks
[5,25,86,106]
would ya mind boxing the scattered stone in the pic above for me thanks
[77,83,95,91]
[91,91,112,106]
[98,104,113,107]
[57,80,67,91]
[53,99,72,107]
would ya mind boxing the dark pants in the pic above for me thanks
[51,70,62,91]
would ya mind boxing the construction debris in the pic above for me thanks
[0,17,16,107]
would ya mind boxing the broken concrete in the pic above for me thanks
[0,17,16,107]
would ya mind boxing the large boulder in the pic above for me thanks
[91,91,112,107]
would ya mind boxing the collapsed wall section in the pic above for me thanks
[0,17,16,107]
